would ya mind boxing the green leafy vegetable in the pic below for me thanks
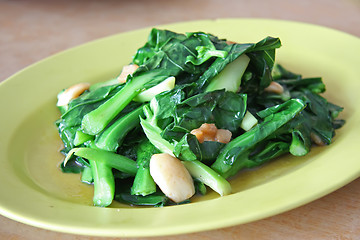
[55,28,344,208]
[211,99,306,178]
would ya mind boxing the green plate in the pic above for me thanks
[0,19,359,237]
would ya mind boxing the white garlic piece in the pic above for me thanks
[150,153,195,203]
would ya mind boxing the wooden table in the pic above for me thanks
[0,0,359,239]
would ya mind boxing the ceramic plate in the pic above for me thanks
[0,19,359,237]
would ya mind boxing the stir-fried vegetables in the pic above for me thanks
[55,29,344,207]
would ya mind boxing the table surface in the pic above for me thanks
[0,0,359,239]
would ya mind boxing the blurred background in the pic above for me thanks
[0,0,359,239]
[1,0,359,81]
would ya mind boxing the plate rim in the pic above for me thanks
[0,18,359,237]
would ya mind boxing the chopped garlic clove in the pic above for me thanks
[117,64,139,83]
[190,128,205,143]
[215,129,232,143]
[150,153,195,203]
[199,123,217,140]
[57,83,90,107]
[190,123,232,143]
[264,81,284,94]
[311,132,326,146]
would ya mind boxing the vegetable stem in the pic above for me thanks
[205,54,250,92]
[81,165,94,184]
[183,160,231,196]
[95,105,145,151]
[211,99,306,177]
[140,105,175,155]
[65,148,138,175]
[131,140,158,196]
[81,69,170,135]
[131,166,156,196]
[90,159,115,207]
[74,130,94,146]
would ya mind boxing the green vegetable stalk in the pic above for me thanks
[140,104,175,156]
[211,99,306,178]
[65,148,138,176]
[81,69,172,135]
[183,160,231,196]
[64,147,138,206]
[90,159,115,207]
[131,140,158,196]
[95,105,145,151]
[205,54,250,92]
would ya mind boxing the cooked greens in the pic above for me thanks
[55,28,344,207]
